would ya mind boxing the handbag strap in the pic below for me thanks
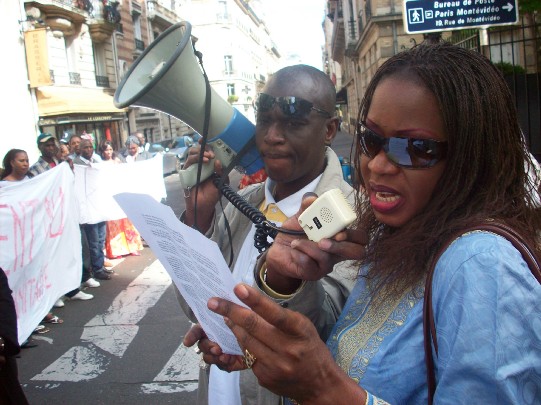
[423,222,541,405]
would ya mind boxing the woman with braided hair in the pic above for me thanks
[191,42,541,404]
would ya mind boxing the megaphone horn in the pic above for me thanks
[114,21,263,188]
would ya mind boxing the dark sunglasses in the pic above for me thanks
[357,122,447,169]
[255,93,332,119]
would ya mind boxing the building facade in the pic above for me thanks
[8,0,281,162]
[323,0,540,158]
[324,0,424,134]
[22,0,126,151]
[185,0,281,124]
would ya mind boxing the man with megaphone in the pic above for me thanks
[179,64,357,405]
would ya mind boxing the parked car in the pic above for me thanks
[163,133,202,173]
[148,143,177,176]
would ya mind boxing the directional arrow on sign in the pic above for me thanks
[502,2,513,11]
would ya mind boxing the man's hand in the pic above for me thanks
[183,323,245,372]
[207,284,362,404]
[182,144,226,232]
[264,193,367,294]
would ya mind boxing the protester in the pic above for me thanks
[0,268,29,404]
[121,135,152,162]
[25,134,95,305]
[180,64,357,404]
[135,131,150,152]
[56,143,70,162]
[201,42,541,404]
[1,149,31,183]
[80,132,102,162]
[98,141,143,258]
[98,140,122,164]
[67,134,82,160]
[0,149,65,324]
[75,139,112,281]
[28,133,60,177]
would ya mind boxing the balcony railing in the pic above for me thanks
[348,18,357,40]
[69,72,81,85]
[96,75,110,87]
[135,38,145,51]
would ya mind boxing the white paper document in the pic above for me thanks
[114,192,246,355]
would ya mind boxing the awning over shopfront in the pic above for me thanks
[336,86,348,105]
[36,86,126,116]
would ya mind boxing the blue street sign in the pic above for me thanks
[404,0,519,34]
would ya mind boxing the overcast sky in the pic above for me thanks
[259,0,327,69]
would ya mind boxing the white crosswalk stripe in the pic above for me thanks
[30,259,199,393]
[141,343,200,394]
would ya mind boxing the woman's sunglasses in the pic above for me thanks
[357,122,447,169]
[255,93,333,119]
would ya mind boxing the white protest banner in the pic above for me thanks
[0,163,82,344]
[74,154,166,224]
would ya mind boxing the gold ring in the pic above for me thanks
[242,349,256,369]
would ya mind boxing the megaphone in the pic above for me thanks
[114,21,263,188]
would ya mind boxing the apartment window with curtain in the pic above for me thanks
[133,13,144,50]
[133,13,142,39]
[218,0,228,20]
[93,43,109,87]
[65,36,81,85]
[224,55,233,75]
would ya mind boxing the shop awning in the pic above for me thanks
[336,86,348,105]
[36,86,126,117]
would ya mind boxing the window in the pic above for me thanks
[218,0,228,19]
[93,43,106,76]
[65,36,80,84]
[133,13,142,40]
[227,83,235,96]
[224,55,233,75]
[93,43,109,87]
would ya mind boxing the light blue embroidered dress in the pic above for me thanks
[327,231,541,404]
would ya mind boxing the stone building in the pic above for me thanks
[8,0,281,160]
[323,0,540,158]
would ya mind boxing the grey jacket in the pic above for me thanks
[179,148,358,405]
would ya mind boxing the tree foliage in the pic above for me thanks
[519,0,541,13]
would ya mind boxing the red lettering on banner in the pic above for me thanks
[14,265,52,316]
[0,204,8,241]
[9,199,39,271]
[44,186,65,237]
[1,186,66,274]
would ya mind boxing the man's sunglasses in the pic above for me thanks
[255,93,333,119]
[357,122,447,169]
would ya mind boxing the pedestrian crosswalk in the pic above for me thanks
[24,259,201,399]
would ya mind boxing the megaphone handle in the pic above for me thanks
[178,139,237,188]
[178,159,216,189]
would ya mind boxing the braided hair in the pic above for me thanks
[353,42,541,301]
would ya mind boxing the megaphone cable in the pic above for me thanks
[212,176,305,253]
[191,46,213,233]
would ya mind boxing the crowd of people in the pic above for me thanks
[0,132,149,346]
[1,42,541,404]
